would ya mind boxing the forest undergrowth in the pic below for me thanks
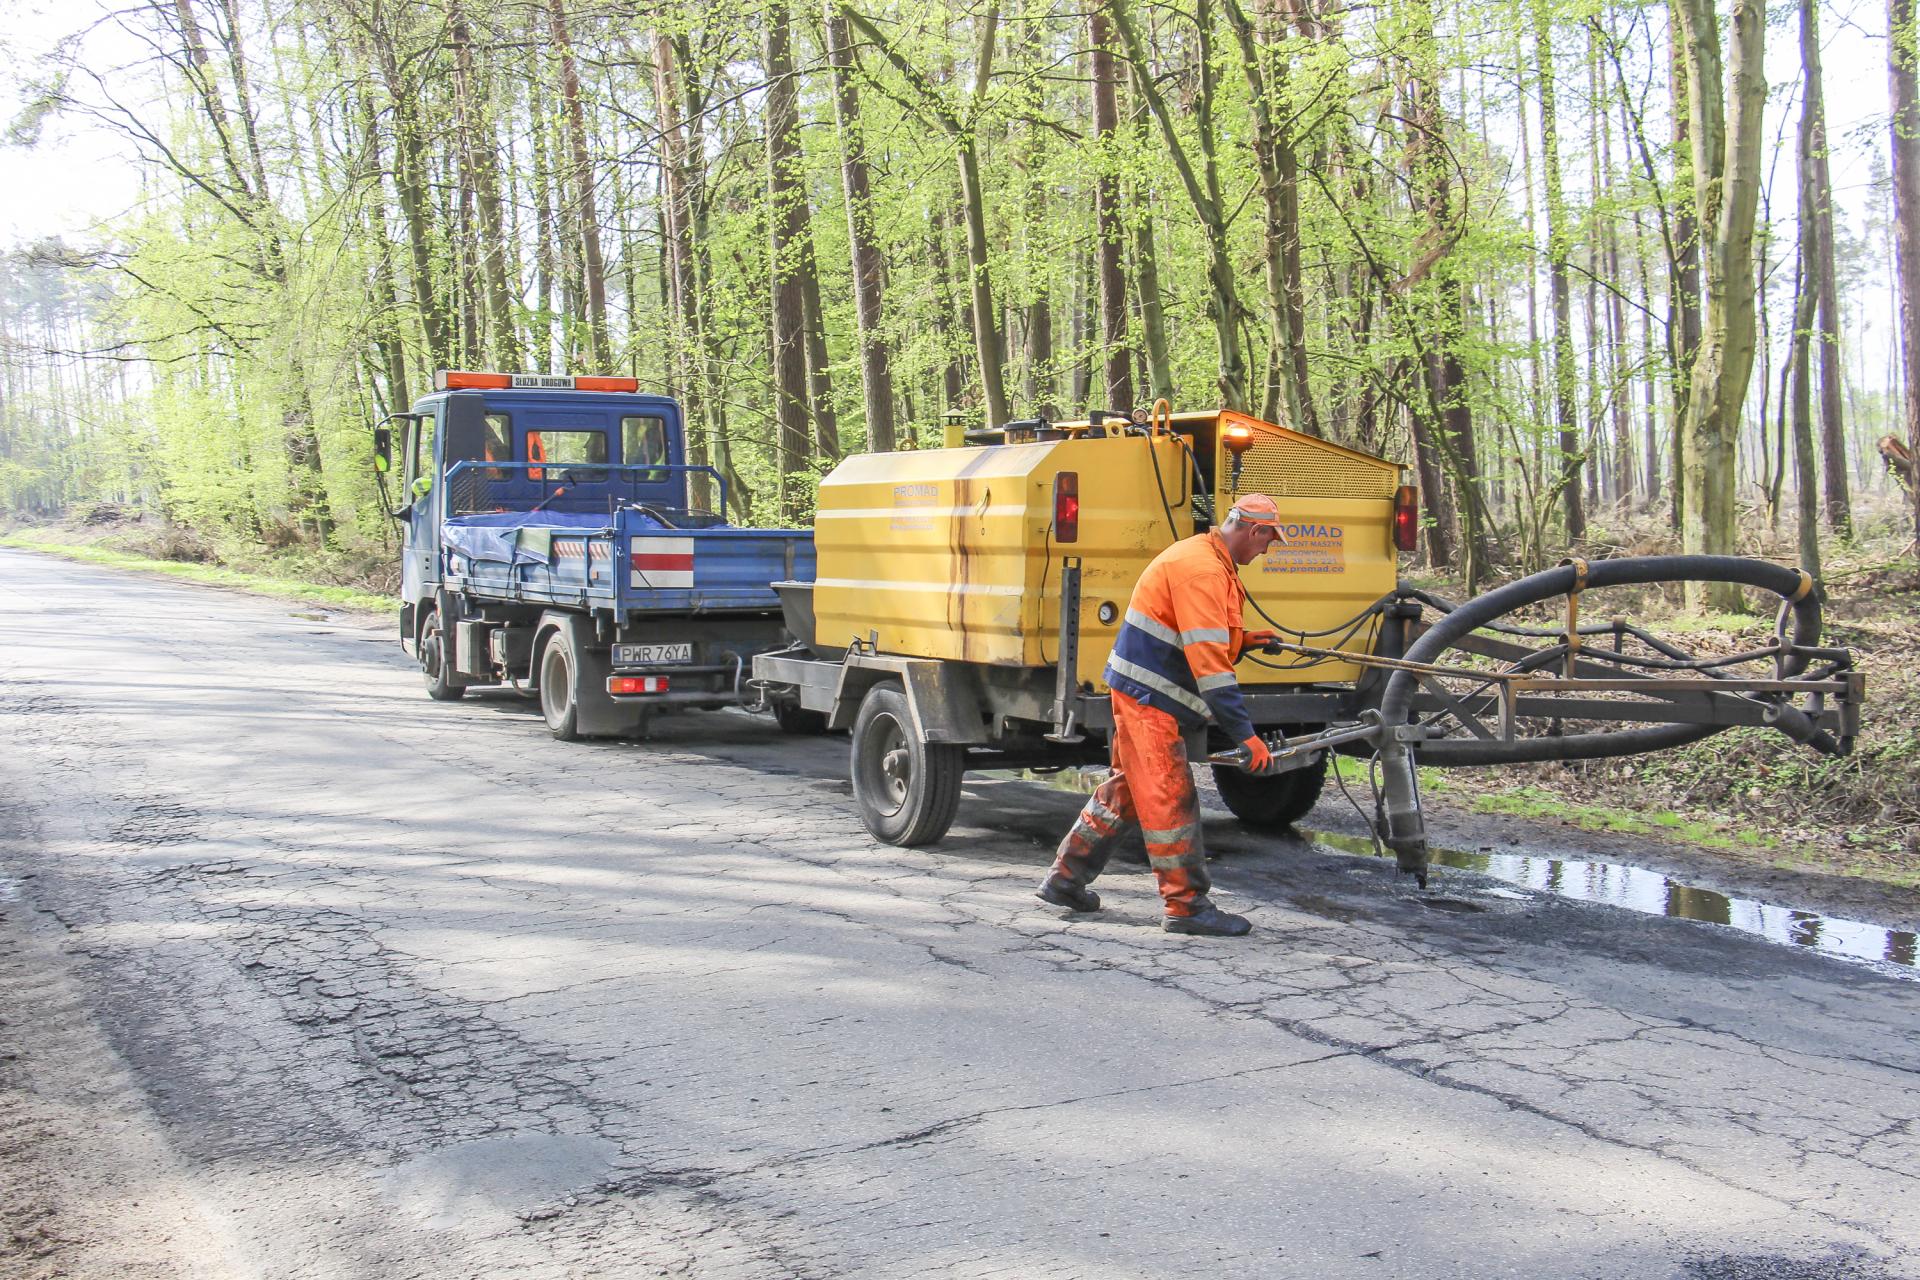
[6,501,1917,890]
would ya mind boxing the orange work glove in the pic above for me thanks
[1238,630,1279,661]
[1241,735,1275,775]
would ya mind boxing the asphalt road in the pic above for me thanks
[1,546,1916,1280]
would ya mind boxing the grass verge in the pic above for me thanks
[0,534,394,613]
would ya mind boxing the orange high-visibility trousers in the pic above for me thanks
[1048,690,1210,917]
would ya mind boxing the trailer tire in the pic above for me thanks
[539,632,582,741]
[1211,750,1329,831]
[420,611,468,702]
[851,683,963,846]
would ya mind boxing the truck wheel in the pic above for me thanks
[420,612,468,702]
[1211,750,1329,831]
[538,632,582,741]
[774,700,829,735]
[851,683,963,846]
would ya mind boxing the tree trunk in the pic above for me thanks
[360,90,411,414]
[447,0,518,367]
[1605,203,1634,506]
[651,31,732,514]
[1069,249,1094,414]
[377,53,451,369]
[823,1,895,450]
[1669,1,1704,530]
[529,71,560,370]
[1800,0,1849,534]
[1788,212,1823,578]
[1090,7,1134,413]
[766,1,812,515]
[1222,0,1316,433]
[1110,0,1250,410]
[1536,0,1585,542]
[954,70,1010,422]
[1636,209,1661,503]
[1515,43,1546,473]
[844,7,1008,428]
[929,208,967,412]
[211,0,329,540]
[1403,0,1489,585]
[1673,0,1767,610]
[547,0,610,371]
[1894,0,1920,545]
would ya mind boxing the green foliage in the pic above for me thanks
[0,0,1907,568]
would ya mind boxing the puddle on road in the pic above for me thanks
[991,767,1919,978]
[1309,828,1920,978]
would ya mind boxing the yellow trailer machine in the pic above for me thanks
[755,409,1419,846]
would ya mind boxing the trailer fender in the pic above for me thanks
[828,655,991,745]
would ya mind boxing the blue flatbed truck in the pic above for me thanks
[376,371,817,738]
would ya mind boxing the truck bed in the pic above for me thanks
[441,509,814,615]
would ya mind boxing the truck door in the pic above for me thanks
[400,410,436,609]
[402,391,492,608]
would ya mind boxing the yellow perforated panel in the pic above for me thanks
[1224,418,1399,502]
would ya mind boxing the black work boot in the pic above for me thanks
[1037,874,1102,913]
[1163,901,1252,937]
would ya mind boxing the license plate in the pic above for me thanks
[613,642,693,666]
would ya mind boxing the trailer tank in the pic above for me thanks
[807,409,1404,691]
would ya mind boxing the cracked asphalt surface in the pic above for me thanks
[1,546,1916,1280]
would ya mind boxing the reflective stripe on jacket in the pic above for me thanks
[1103,531,1257,744]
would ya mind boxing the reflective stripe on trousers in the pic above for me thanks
[1047,690,1211,917]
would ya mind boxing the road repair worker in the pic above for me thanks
[1037,494,1288,937]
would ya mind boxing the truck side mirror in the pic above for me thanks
[372,426,392,474]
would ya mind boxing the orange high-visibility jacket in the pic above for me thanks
[1105,531,1257,744]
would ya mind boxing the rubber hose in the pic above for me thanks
[1380,556,1821,767]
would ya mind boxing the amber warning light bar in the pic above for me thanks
[434,370,641,393]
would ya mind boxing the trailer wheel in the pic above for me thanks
[420,611,468,702]
[774,700,830,735]
[851,683,962,846]
[538,632,582,741]
[1211,750,1329,831]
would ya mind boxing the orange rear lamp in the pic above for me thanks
[434,371,641,393]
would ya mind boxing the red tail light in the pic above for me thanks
[608,676,670,695]
[1393,484,1419,553]
[1053,471,1079,543]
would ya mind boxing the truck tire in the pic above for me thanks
[538,631,582,741]
[420,611,468,702]
[1211,750,1329,831]
[850,683,963,846]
